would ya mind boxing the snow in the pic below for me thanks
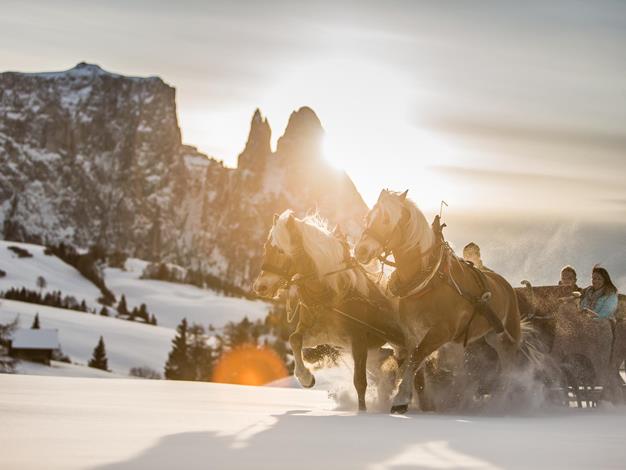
[2,374,626,470]
[0,300,174,374]
[14,360,129,379]
[11,328,59,349]
[104,260,270,329]
[0,240,103,310]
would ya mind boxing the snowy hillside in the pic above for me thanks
[0,240,103,310]
[0,239,270,327]
[2,374,626,470]
[0,300,174,374]
[104,259,270,328]
[0,239,273,378]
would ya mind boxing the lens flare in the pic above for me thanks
[212,344,288,386]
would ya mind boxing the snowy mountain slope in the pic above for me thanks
[0,63,368,290]
[0,299,174,374]
[2,374,626,470]
[0,240,103,309]
[104,259,270,329]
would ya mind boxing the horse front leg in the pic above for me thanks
[289,324,315,388]
[391,327,450,414]
[351,333,369,411]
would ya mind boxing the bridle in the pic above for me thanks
[362,206,411,268]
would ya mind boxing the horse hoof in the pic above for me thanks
[391,404,408,414]
[358,404,367,412]
[302,375,315,389]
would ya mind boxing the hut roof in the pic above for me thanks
[12,329,60,350]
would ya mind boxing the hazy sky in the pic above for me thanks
[2,1,626,288]
[3,0,625,218]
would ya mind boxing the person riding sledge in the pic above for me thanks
[580,266,619,319]
[559,265,581,292]
[462,242,493,272]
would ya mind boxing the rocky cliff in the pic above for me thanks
[0,63,368,289]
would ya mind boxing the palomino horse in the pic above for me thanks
[355,189,523,413]
[253,210,404,411]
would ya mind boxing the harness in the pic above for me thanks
[265,248,404,345]
[373,214,505,347]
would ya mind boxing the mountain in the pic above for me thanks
[0,63,367,289]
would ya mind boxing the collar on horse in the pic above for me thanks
[384,215,505,346]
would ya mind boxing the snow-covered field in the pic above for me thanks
[104,259,270,329]
[0,299,174,374]
[2,374,626,470]
[14,359,130,378]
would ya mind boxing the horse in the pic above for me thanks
[355,189,526,413]
[253,210,404,411]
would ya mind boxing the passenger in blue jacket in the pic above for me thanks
[580,266,619,319]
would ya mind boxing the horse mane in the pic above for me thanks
[271,210,372,298]
[379,191,435,256]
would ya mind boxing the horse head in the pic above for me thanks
[355,189,409,264]
[253,211,302,298]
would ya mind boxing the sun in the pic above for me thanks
[258,57,464,210]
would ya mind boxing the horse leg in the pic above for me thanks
[484,330,518,376]
[351,333,368,411]
[391,328,450,414]
[289,326,315,388]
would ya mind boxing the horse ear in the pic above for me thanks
[399,189,408,201]
[272,213,279,226]
[286,213,296,231]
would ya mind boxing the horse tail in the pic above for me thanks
[518,319,550,370]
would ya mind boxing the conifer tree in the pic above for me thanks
[99,306,109,316]
[88,336,109,371]
[149,314,158,326]
[117,295,128,316]
[164,318,192,380]
[31,313,40,329]
[138,303,149,322]
[188,324,213,381]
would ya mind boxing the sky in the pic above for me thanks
[2,0,625,287]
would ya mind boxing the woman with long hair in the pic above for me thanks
[580,266,619,319]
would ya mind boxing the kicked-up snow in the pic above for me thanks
[1,374,626,470]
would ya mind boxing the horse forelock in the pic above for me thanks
[269,210,295,254]
[279,212,367,299]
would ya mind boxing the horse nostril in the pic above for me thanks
[257,284,267,294]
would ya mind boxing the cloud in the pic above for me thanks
[421,117,626,154]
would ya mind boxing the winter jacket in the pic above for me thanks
[580,288,619,319]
